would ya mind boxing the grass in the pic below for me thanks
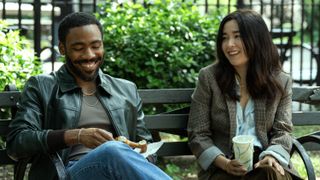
[292,125,320,179]
[293,126,320,138]
[291,152,320,179]
[158,126,320,180]
[158,157,199,180]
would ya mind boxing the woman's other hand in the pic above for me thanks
[254,155,285,175]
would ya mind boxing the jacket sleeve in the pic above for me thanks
[187,68,224,170]
[7,76,51,160]
[261,74,293,165]
[133,84,153,143]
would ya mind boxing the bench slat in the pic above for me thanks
[292,112,320,126]
[157,142,191,156]
[302,143,320,151]
[0,150,16,164]
[138,89,193,104]
[144,112,320,130]
[0,119,11,137]
[0,91,20,107]
[1,87,320,105]
[292,86,320,103]
[145,114,188,129]
[138,87,320,104]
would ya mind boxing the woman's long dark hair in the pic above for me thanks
[215,9,284,101]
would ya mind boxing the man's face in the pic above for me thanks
[59,24,104,82]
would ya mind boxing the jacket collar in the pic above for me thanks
[55,64,112,95]
[97,68,112,95]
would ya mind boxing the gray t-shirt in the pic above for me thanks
[68,94,115,160]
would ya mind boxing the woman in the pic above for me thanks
[187,9,301,180]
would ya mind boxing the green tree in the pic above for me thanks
[303,0,319,45]
[97,0,221,88]
[0,20,42,91]
[0,20,41,121]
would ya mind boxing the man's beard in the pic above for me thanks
[65,55,102,82]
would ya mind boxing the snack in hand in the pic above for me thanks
[116,136,147,153]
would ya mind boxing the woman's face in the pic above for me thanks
[222,19,249,70]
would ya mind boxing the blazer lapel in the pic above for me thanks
[254,98,268,148]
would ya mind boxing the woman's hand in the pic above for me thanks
[225,159,247,176]
[214,155,247,176]
[254,155,285,175]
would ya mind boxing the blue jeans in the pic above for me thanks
[66,141,172,180]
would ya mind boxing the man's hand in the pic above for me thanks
[254,155,285,175]
[79,128,114,148]
[64,128,114,148]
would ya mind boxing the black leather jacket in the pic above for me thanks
[7,64,152,180]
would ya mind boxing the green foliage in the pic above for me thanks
[97,0,221,88]
[0,20,42,91]
[157,157,199,180]
[302,0,319,45]
[0,20,42,120]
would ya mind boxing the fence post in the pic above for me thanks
[34,0,41,58]
[237,0,245,9]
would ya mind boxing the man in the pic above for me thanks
[7,12,171,180]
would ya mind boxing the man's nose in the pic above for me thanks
[82,48,96,59]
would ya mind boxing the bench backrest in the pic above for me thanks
[140,87,320,154]
[1,86,320,163]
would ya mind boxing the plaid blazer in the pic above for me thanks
[188,63,294,174]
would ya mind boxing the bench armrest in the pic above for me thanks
[14,153,68,180]
[49,152,68,180]
[14,158,30,180]
[290,138,316,180]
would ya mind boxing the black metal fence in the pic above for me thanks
[1,0,320,85]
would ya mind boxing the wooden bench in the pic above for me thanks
[1,85,320,180]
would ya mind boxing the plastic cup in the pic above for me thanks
[232,135,255,171]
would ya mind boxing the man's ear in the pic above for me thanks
[58,42,65,55]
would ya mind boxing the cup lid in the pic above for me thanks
[232,135,255,144]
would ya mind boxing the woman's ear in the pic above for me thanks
[58,42,65,55]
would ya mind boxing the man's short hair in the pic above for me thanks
[58,12,103,44]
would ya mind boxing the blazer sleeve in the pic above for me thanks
[261,74,293,164]
[187,68,224,170]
